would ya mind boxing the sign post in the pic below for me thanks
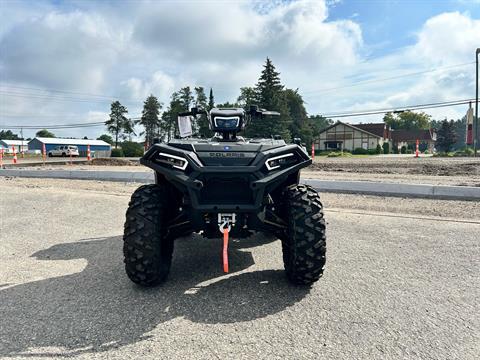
[466,102,474,145]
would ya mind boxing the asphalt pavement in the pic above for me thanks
[0,181,478,359]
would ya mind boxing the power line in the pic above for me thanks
[0,84,118,99]
[0,117,141,129]
[0,99,472,129]
[0,91,116,104]
[322,98,474,118]
[302,61,475,95]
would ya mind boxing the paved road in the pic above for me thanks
[0,182,478,359]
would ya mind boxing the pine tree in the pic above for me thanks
[237,87,256,108]
[123,118,137,142]
[106,101,128,148]
[178,86,195,132]
[436,119,458,152]
[162,91,184,140]
[246,58,291,140]
[195,86,212,138]
[208,88,215,111]
[139,95,162,145]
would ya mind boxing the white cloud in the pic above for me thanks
[0,10,127,92]
[122,71,176,104]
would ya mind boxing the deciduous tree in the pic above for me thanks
[0,130,21,140]
[383,111,431,130]
[35,129,55,138]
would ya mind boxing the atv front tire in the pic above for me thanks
[123,184,174,286]
[282,184,326,285]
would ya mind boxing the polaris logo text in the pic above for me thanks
[209,152,246,158]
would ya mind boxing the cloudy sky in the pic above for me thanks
[0,0,479,139]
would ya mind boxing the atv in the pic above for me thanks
[123,106,326,286]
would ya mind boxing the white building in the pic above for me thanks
[0,139,29,153]
[314,121,384,152]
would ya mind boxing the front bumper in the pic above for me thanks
[141,143,311,213]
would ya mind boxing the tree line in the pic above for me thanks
[1,58,474,154]
[382,109,470,152]
[105,58,332,149]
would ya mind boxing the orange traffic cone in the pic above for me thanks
[12,145,17,164]
[42,143,46,165]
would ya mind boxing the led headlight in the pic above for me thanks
[158,152,188,170]
[214,116,240,129]
[265,153,295,170]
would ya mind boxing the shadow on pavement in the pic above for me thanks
[0,233,311,357]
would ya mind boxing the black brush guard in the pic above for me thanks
[141,143,311,237]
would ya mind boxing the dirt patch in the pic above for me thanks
[90,158,139,166]
[310,157,480,177]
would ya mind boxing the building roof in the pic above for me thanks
[30,137,111,146]
[391,129,436,142]
[0,139,29,146]
[318,121,382,139]
[354,123,388,138]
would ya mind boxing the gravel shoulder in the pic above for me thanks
[307,157,480,187]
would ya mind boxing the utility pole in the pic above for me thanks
[475,48,479,157]
[20,127,24,158]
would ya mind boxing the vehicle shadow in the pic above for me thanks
[0,234,311,357]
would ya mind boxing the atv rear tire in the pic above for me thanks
[123,184,174,286]
[281,184,326,285]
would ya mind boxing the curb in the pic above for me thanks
[0,169,154,183]
[302,179,480,201]
[1,169,479,200]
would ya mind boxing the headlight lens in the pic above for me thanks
[265,153,295,170]
[157,152,188,170]
[214,116,240,129]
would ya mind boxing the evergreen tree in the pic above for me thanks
[195,87,212,138]
[105,101,128,148]
[178,86,195,132]
[123,118,137,142]
[179,86,194,110]
[436,119,458,152]
[139,95,162,145]
[208,88,215,111]
[246,58,291,140]
[237,87,256,108]
[431,116,467,150]
[162,91,184,140]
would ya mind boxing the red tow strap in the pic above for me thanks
[223,228,229,273]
